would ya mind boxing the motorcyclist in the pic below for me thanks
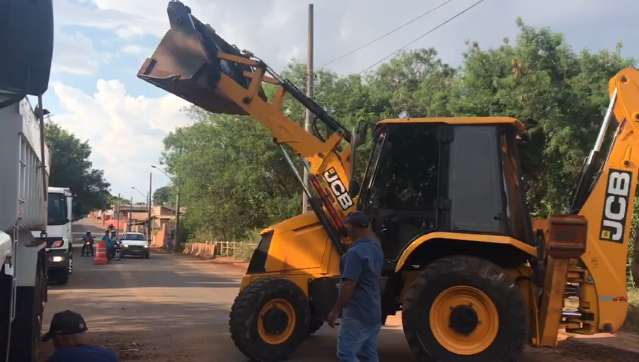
[81,232,94,257]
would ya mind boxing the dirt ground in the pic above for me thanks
[37,219,639,361]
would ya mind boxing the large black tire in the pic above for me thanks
[0,266,12,360]
[402,256,528,362]
[9,261,46,362]
[230,278,309,361]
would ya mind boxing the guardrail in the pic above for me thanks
[182,241,257,260]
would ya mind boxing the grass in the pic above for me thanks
[232,242,257,262]
[623,288,639,333]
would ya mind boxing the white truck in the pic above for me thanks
[39,187,74,284]
[0,99,50,361]
[1,1,54,361]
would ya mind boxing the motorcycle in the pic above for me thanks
[81,237,94,257]
[113,240,122,261]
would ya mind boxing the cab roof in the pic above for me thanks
[378,116,525,133]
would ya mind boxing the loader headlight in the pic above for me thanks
[144,244,149,248]
[52,256,64,263]
[124,244,129,248]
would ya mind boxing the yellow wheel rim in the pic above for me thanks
[429,286,499,355]
[257,298,296,345]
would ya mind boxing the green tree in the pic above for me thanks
[46,123,111,217]
[163,113,300,240]
[447,20,634,214]
[367,48,455,118]
[153,186,172,206]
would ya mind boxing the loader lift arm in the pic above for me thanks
[137,1,354,251]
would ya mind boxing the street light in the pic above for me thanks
[151,164,181,251]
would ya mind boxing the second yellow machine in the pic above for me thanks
[139,2,635,361]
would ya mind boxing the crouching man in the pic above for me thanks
[42,310,118,362]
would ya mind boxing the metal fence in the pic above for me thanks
[190,240,257,258]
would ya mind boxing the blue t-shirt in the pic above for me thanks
[47,345,118,362]
[102,235,113,248]
[340,237,384,326]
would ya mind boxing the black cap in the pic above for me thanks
[344,211,370,228]
[41,310,87,341]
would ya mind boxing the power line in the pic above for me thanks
[320,0,455,68]
[360,0,487,74]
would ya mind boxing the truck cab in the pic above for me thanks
[42,187,73,284]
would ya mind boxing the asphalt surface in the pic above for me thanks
[36,219,639,362]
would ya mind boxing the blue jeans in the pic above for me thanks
[337,316,381,362]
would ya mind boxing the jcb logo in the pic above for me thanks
[600,169,631,243]
[323,168,353,211]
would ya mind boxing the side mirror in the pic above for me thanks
[0,0,54,98]
[349,180,361,197]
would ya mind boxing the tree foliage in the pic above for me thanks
[153,186,172,206]
[46,123,111,217]
[448,20,633,214]
[163,21,634,240]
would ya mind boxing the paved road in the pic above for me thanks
[37,220,639,362]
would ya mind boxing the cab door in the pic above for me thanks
[359,124,442,263]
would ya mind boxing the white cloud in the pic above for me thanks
[46,0,639,199]
[55,0,167,38]
[53,31,101,75]
[53,0,639,75]
[121,44,152,55]
[50,80,190,196]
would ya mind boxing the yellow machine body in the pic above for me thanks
[139,2,637,359]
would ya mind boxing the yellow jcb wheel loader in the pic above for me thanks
[139,2,636,361]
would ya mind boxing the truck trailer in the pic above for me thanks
[0,1,54,361]
[0,98,50,361]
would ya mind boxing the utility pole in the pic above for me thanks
[148,171,152,242]
[302,3,314,212]
[129,196,133,232]
[116,193,121,232]
[174,184,181,252]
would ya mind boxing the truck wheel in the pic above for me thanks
[230,278,309,361]
[402,256,527,362]
[0,266,11,358]
[10,261,45,362]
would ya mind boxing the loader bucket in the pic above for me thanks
[137,1,257,115]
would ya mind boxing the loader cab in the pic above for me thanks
[358,118,533,265]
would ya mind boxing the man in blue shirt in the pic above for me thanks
[327,212,384,362]
[42,310,118,362]
[101,230,114,260]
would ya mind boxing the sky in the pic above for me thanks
[46,0,639,201]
